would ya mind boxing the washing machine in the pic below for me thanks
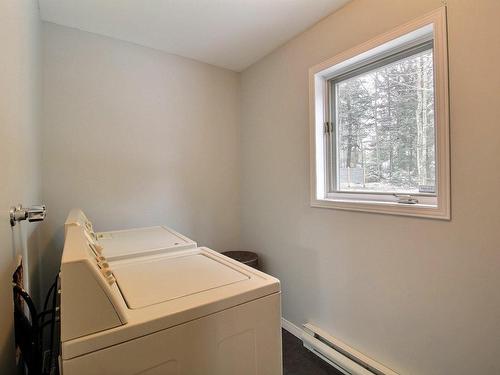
[64,208,197,261]
[60,225,282,375]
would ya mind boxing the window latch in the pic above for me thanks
[394,194,419,205]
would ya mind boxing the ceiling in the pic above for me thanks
[38,0,350,71]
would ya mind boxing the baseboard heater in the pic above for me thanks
[301,323,399,375]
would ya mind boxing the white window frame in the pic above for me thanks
[309,8,450,219]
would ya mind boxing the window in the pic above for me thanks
[309,8,450,219]
[330,41,436,200]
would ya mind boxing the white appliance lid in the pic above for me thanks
[97,226,195,260]
[113,253,249,309]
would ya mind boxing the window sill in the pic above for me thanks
[311,197,450,220]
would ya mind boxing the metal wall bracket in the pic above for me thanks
[10,204,46,226]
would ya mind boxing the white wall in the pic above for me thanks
[0,0,41,373]
[41,23,241,291]
[240,0,500,374]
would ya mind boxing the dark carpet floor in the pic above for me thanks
[282,329,344,375]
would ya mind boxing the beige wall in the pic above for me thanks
[0,0,41,373]
[240,0,500,374]
[41,23,241,292]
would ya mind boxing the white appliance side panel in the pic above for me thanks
[60,261,122,342]
[62,293,282,375]
[61,226,128,343]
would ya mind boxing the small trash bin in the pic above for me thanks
[221,251,259,270]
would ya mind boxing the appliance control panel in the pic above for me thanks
[84,233,116,286]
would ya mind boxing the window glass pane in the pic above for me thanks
[334,48,435,195]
